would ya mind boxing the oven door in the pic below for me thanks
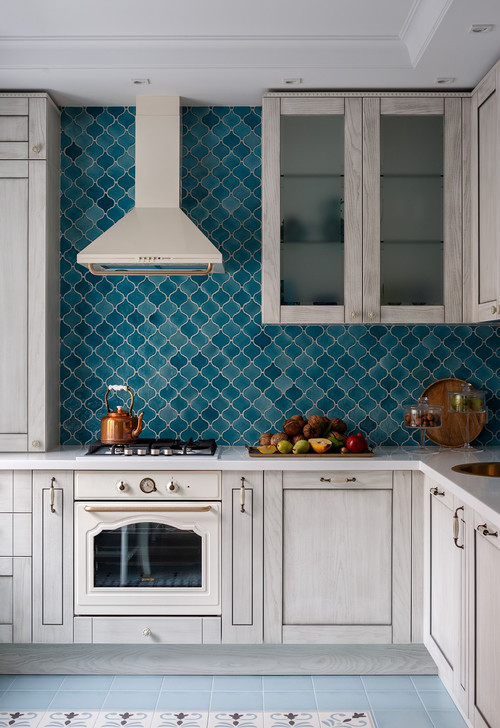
[75,501,220,615]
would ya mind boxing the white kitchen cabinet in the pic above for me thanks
[467,59,500,322]
[469,509,500,728]
[0,94,60,452]
[262,92,466,324]
[221,471,263,643]
[32,471,74,643]
[423,477,468,714]
[264,470,411,644]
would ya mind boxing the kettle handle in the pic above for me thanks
[104,385,134,415]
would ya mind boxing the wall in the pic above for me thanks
[60,106,500,447]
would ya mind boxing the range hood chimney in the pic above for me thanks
[76,97,224,275]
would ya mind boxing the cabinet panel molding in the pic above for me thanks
[263,471,283,644]
[283,625,393,644]
[261,98,281,323]
[362,97,381,321]
[381,98,444,115]
[13,556,32,643]
[281,98,344,115]
[392,471,412,644]
[444,98,463,323]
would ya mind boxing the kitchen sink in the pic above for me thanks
[452,462,500,477]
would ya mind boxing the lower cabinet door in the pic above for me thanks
[473,513,500,728]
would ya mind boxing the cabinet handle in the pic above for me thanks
[430,487,445,496]
[49,476,56,513]
[491,306,498,315]
[320,476,356,483]
[240,476,246,513]
[477,523,498,537]
[453,506,464,549]
[142,627,151,637]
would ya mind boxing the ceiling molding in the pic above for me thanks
[401,0,455,66]
[0,33,399,43]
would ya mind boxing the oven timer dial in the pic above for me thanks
[140,477,157,493]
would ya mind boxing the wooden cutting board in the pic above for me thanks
[421,377,485,447]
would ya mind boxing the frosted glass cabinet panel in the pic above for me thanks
[380,116,444,307]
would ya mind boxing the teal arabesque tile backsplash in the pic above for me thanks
[60,106,500,447]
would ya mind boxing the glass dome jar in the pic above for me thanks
[403,396,442,449]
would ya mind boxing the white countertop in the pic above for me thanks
[1,445,500,523]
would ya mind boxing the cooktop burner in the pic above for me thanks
[85,438,217,457]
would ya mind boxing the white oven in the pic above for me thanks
[74,471,221,615]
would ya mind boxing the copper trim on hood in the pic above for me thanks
[88,263,214,276]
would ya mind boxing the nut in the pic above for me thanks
[292,433,305,444]
[329,417,347,434]
[283,418,303,437]
[259,432,273,446]
[270,432,289,446]
[330,430,347,444]
[303,422,321,439]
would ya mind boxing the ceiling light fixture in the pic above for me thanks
[282,78,302,85]
[435,77,456,84]
[132,78,151,85]
[469,24,494,33]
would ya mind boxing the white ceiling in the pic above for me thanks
[1,0,500,106]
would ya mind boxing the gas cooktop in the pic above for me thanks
[83,438,218,457]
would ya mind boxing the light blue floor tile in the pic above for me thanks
[0,677,15,690]
[0,691,55,709]
[156,692,212,711]
[10,676,65,691]
[411,676,446,692]
[49,690,108,709]
[367,691,423,710]
[372,710,433,728]
[362,676,415,692]
[263,677,313,692]
[263,692,316,711]
[103,691,159,710]
[210,692,263,711]
[313,676,364,691]
[315,690,371,712]
[213,676,263,692]
[161,676,213,692]
[427,710,468,728]
[417,691,457,711]
[60,676,114,691]
[111,676,163,691]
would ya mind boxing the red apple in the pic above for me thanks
[345,432,368,453]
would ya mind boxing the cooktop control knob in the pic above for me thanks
[116,480,127,492]
[168,479,177,492]
[140,477,157,493]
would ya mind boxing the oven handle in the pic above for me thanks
[83,505,212,513]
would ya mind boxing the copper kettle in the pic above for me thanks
[100,385,144,445]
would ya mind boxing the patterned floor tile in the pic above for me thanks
[0,713,45,728]
[93,712,154,728]
[318,713,374,728]
[263,711,319,728]
[150,712,208,728]
[37,712,100,728]
[207,712,263,728]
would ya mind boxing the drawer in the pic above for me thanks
[91,616,221,644]
[283,470,393,489]
[75,471,221,500]
[0,117,28,142]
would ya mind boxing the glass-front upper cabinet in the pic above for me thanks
[262,97,362,323]
[363,98,463,323]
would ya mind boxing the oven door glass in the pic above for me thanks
[75,501,220,615]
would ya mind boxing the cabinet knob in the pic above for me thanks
[351,311,359,319]
[32,440,41,448]
[32,145,41,154]
[368,311,376,319]
[491,306,497,315]
[142,627,152,637]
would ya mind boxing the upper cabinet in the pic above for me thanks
[467,60,500,322]
[262,93,466,324]
[0,95,60,452]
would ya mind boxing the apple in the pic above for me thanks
[345,432,368,453]
[467,396,483,412]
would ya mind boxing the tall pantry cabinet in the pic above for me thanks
[0,94,60,452]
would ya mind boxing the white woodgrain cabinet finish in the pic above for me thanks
[32,471,74,643]
[262,92,466,324]
[0,94,60,452]
[423,478,468,714]
[264,470,411,644]
[468,60,500,323]
[470,509,500,728]
[221,471,264,643]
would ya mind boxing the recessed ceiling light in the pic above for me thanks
[435,77,456,84]
[469,24,494,33]
[131,78,151,85]
[282,78,302,85]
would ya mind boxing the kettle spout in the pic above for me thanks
[132,412,144,438]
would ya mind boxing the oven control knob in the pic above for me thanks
[168,480,177,492]
[142,627,152,637]
[140,478,157,493]
[117,481,126,492]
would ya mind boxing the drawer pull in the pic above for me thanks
[49,476,56,513]
[453,506,464,549]
[478,523,498,537]
[84,505,212,513]
[430,487,445,496]
[142,627,152,637]
[320,477,356,483]
[240,476,246,513]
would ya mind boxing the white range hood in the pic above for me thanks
[76,96,224,275]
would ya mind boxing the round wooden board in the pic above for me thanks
[421,377,485,447]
